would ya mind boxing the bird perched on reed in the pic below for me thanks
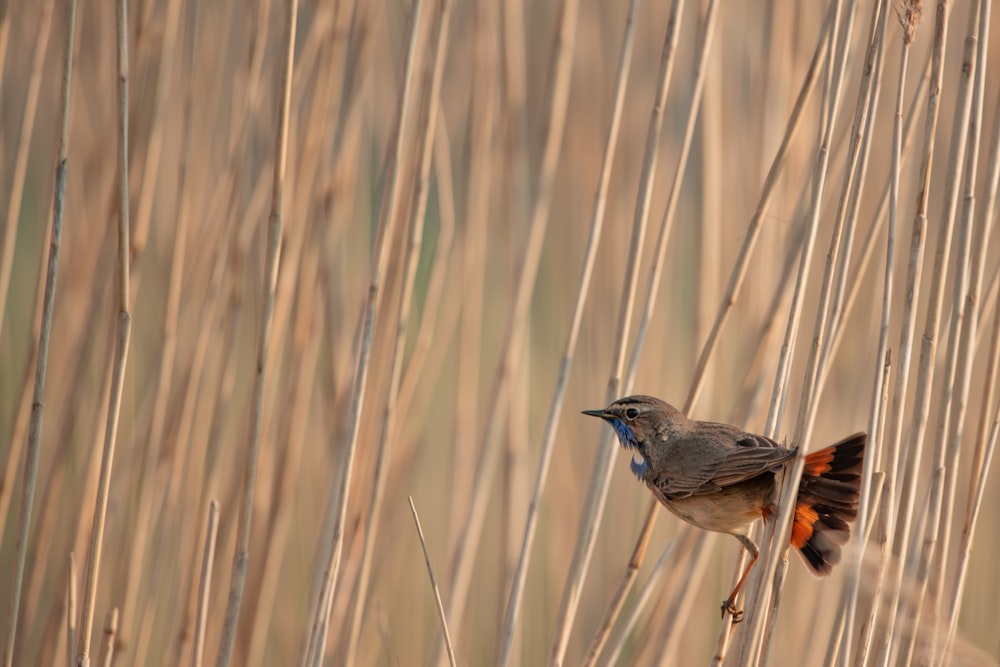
[583,395,865,620]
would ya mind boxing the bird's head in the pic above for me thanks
[583,395,682,479]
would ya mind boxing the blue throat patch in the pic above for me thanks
[609,418,638,449]
[608,418,649,479]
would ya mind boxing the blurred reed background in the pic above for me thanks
[1,0,1000,665]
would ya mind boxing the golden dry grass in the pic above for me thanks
[1,0,999,665]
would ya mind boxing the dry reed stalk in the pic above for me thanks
[942,78,1000,659]
[868,4,937,662]
[118,2,195,637]
[930,0,992,613]
[495,0,639,662]
[575,0,722,657]
[128,0,183,281]
[578,479,657,666]
[439,0,581,658]
[393,108,457,425]
[598,539,676,666]
[741,1,860,660]
[0,0,69,660]
[193,500,220,667]
[246,259,325,666]
[0,0,9,101]
[301,0,426,658]
[544,3,682,663]
[407,497,456,666]
[66,554,76,667]
[384,118,457,512]
[1,0,998,664]
[650,533,715,663]
[686,1,834,418]
[214,0,298,663]
[815,0,890,392]
[443,0,493,593]
[944,412,1000,664]
[98,608,117,667]
[824,0,892,661]
[0,0,52,346]
[816,51,934,396]
[884,0,968,657]
[0,166,51,653]
[626,0,719,392]
[596,7,835,663]
[76,0,133,662]
[840,344,894,665]
[343,1,453,662]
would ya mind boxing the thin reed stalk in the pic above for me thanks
[1,1,73,663]
[869,4,935,662]
[930,0,992,612]
[215,0,298,663]
[439,0,581,657]
[496,0,639,662]
[742,0,859,660]
[408,497,456,667]
[193,501,220,667]
[302,0,426,661]
[343,1,453,662]
[76,0,133,662]
[546,1,683,662]
[65,555,76,667]
[883,1,967,659]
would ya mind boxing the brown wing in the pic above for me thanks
[651,429,797,500]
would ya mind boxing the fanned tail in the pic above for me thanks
[790,433,866,576]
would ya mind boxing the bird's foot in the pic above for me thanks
[721,597,743,623]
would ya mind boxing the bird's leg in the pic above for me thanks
[721,535,759,623]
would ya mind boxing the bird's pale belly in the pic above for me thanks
[654,479,774,535]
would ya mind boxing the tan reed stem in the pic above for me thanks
[215,0,298,663]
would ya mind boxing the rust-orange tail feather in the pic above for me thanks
[790,433,866,576]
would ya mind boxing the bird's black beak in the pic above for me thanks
[582,409,608,419]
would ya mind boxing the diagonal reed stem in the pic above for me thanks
[215,0,298,663]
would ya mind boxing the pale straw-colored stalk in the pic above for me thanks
[76,0,133,662]
[128,0,183,285]
[0,0,53,346]
[342,0,453,662]
[495,0,639,663]
[301,0,424,661]
[740,1,858,661]
[829,0,892,661]
[439,0,581,659]
[408,497,456,666]
[881,1,968,660]
[942,68,1000,660]
[943,410,1000,663]
[625,0,720,393]
[66,554,76,667]
[578,482,658,667]
[214,0,297,662]
[597,7,834,662]
[1,1,72,664]
[97,609,117,667]
[545,2,682,663]
[579,0,721,657]
[193,500,219,667]
[928,0,991,611]
[246,266,324,666]
[597,538,677,667]
[867,5,934,664]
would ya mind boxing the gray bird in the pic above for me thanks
[583,394,865,619]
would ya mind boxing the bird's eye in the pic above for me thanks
[625,408,639,419]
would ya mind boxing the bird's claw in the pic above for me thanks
[721,598,743,623]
